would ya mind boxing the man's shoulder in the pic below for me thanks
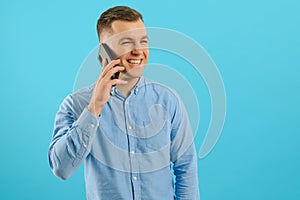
[70,83,95,99]
[60,83,94,112]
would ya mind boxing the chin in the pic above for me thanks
[121,66,145,80]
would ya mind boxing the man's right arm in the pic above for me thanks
[48,95,99,180]
[48,59,126,180]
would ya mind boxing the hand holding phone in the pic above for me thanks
[88,44,127,117]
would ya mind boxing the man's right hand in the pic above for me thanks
[87,59,127,117]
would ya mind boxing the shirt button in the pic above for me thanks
[90,124,95,128]
[125,101,129,105]
[130,151,135,154]
[128,126,132,130]
[83,143,87,148]
[133,176,137,181]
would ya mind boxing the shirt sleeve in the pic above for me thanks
[170,95,200,200]
[48,95,99,180]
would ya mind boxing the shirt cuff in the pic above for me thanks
[76,107,99,136]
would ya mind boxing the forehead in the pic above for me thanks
[101,20,147,43]
[111,20,145,34]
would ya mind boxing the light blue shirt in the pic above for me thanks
[48,76,200,200]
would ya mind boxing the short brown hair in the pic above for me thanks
[96,6,143,38]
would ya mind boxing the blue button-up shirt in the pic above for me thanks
[48,76,200,200]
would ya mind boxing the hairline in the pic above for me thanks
[98,19,145,41]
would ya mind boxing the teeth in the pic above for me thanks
[128,59,141,64]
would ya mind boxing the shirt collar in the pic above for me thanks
[110,76,145,96]
[132,76,145,95]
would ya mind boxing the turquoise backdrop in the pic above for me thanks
[0,0,299,199]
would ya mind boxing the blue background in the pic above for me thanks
[1,0,299,199]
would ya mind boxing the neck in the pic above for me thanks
[117,77,140,98]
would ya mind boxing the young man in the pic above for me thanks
[48,6,200,200]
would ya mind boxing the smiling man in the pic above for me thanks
[48,6,200,200]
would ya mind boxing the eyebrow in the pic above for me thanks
[140,35,149,40]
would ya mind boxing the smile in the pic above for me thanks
[127,59,142,65]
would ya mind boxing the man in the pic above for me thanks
[48,6,200,200]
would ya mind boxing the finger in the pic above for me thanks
[101,59,121,77]
[104,66,125,80]
[116,79,128,85]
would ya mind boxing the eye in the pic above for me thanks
[121,40,132,45]
[140,40,148,44]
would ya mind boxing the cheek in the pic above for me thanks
[144,49,149,58]
[120,58,128,67]
[116,49,129,58]
[119,53,130,64]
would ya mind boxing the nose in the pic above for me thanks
[131,44,143,55]
[133,40,146,50]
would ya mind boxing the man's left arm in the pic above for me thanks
[170,96,200,200]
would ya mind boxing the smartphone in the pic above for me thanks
[98,43,120,80]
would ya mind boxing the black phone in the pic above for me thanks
[98,43,120,80]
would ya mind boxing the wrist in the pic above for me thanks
[87,103,103,117]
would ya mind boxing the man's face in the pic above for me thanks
[100,20,149,80]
